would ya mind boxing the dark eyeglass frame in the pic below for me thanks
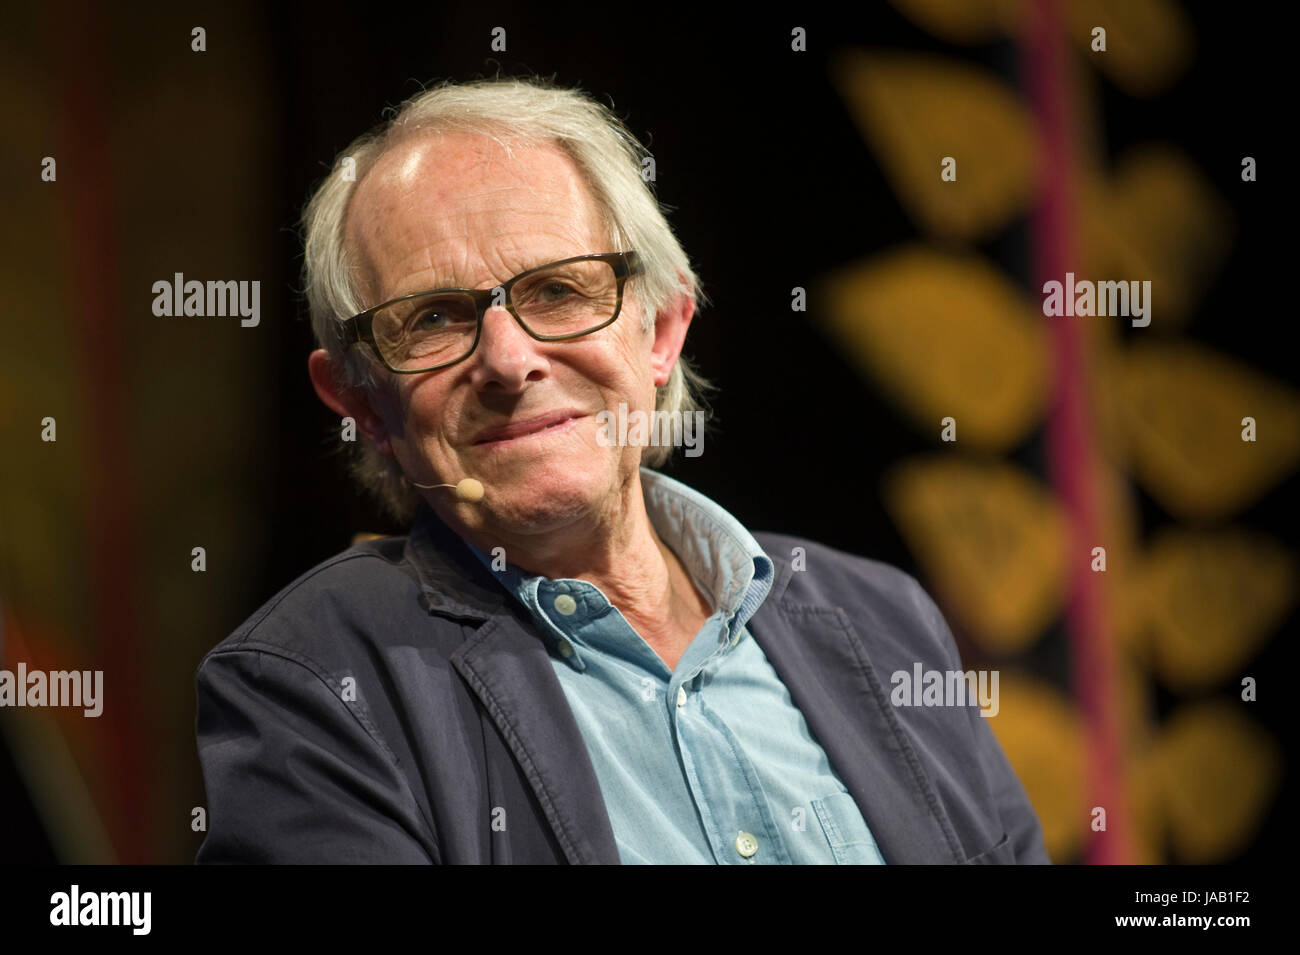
[342,250,644,374]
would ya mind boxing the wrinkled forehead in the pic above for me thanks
[343,130,610,302]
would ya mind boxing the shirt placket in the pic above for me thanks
[668,616,793,866]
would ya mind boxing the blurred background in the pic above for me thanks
[0,0,1293,864]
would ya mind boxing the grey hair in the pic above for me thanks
[301,76,715,526]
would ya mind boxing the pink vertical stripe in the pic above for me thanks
[1021,0,1129,864]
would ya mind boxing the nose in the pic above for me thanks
[465,304,549,392]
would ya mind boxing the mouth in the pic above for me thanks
[472,410,587,447]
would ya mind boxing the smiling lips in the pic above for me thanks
[472,410,586,446]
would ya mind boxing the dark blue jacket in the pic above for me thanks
[195,501,1050,864]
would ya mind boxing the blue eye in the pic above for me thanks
[539,281,576,301]
[411,309,449,331]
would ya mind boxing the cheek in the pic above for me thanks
[401,390,447,443]
[600,324,657,386]
[373,381,430,448]
[584,351,655,409]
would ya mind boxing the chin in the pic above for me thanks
[480,459,609,529]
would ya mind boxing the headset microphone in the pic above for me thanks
[411,477,486,503]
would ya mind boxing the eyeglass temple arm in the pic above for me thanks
[622,250,644,276]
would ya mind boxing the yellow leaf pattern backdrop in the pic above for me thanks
[821,0,1294,863]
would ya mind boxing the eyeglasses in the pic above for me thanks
[342,251,644,373]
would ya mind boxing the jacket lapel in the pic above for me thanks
[747,553,962,864]
[450,611,621,864]
[405,504,621,864]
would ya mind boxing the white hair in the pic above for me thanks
[301,75,715,525]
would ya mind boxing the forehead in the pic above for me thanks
[344,130,609,301]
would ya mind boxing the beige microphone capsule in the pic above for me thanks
[411,476,486,503]
[453,477,484,503]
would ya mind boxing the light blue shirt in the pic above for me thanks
[464,467,885,865]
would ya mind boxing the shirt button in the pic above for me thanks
[676,686,687,708]
[557,639,574,659]
[554,594,577,616]
[735,832,758,858]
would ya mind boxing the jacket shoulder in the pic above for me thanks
[751,531,925,607]
[201,535,421,668]
[750,531,958,669]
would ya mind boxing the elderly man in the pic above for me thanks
[194,77,1049,865]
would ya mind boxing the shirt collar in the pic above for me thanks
[639,467,773,634]
[462,467,774,661]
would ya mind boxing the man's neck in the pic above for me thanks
[447,470,714,670]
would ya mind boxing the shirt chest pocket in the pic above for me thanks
[811,791,886,865]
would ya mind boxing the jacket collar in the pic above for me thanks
[403,500,506,621]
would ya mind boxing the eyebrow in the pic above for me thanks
[397,256,566,297]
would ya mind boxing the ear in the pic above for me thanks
[307,349,395,456]
[649,288,696,388]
